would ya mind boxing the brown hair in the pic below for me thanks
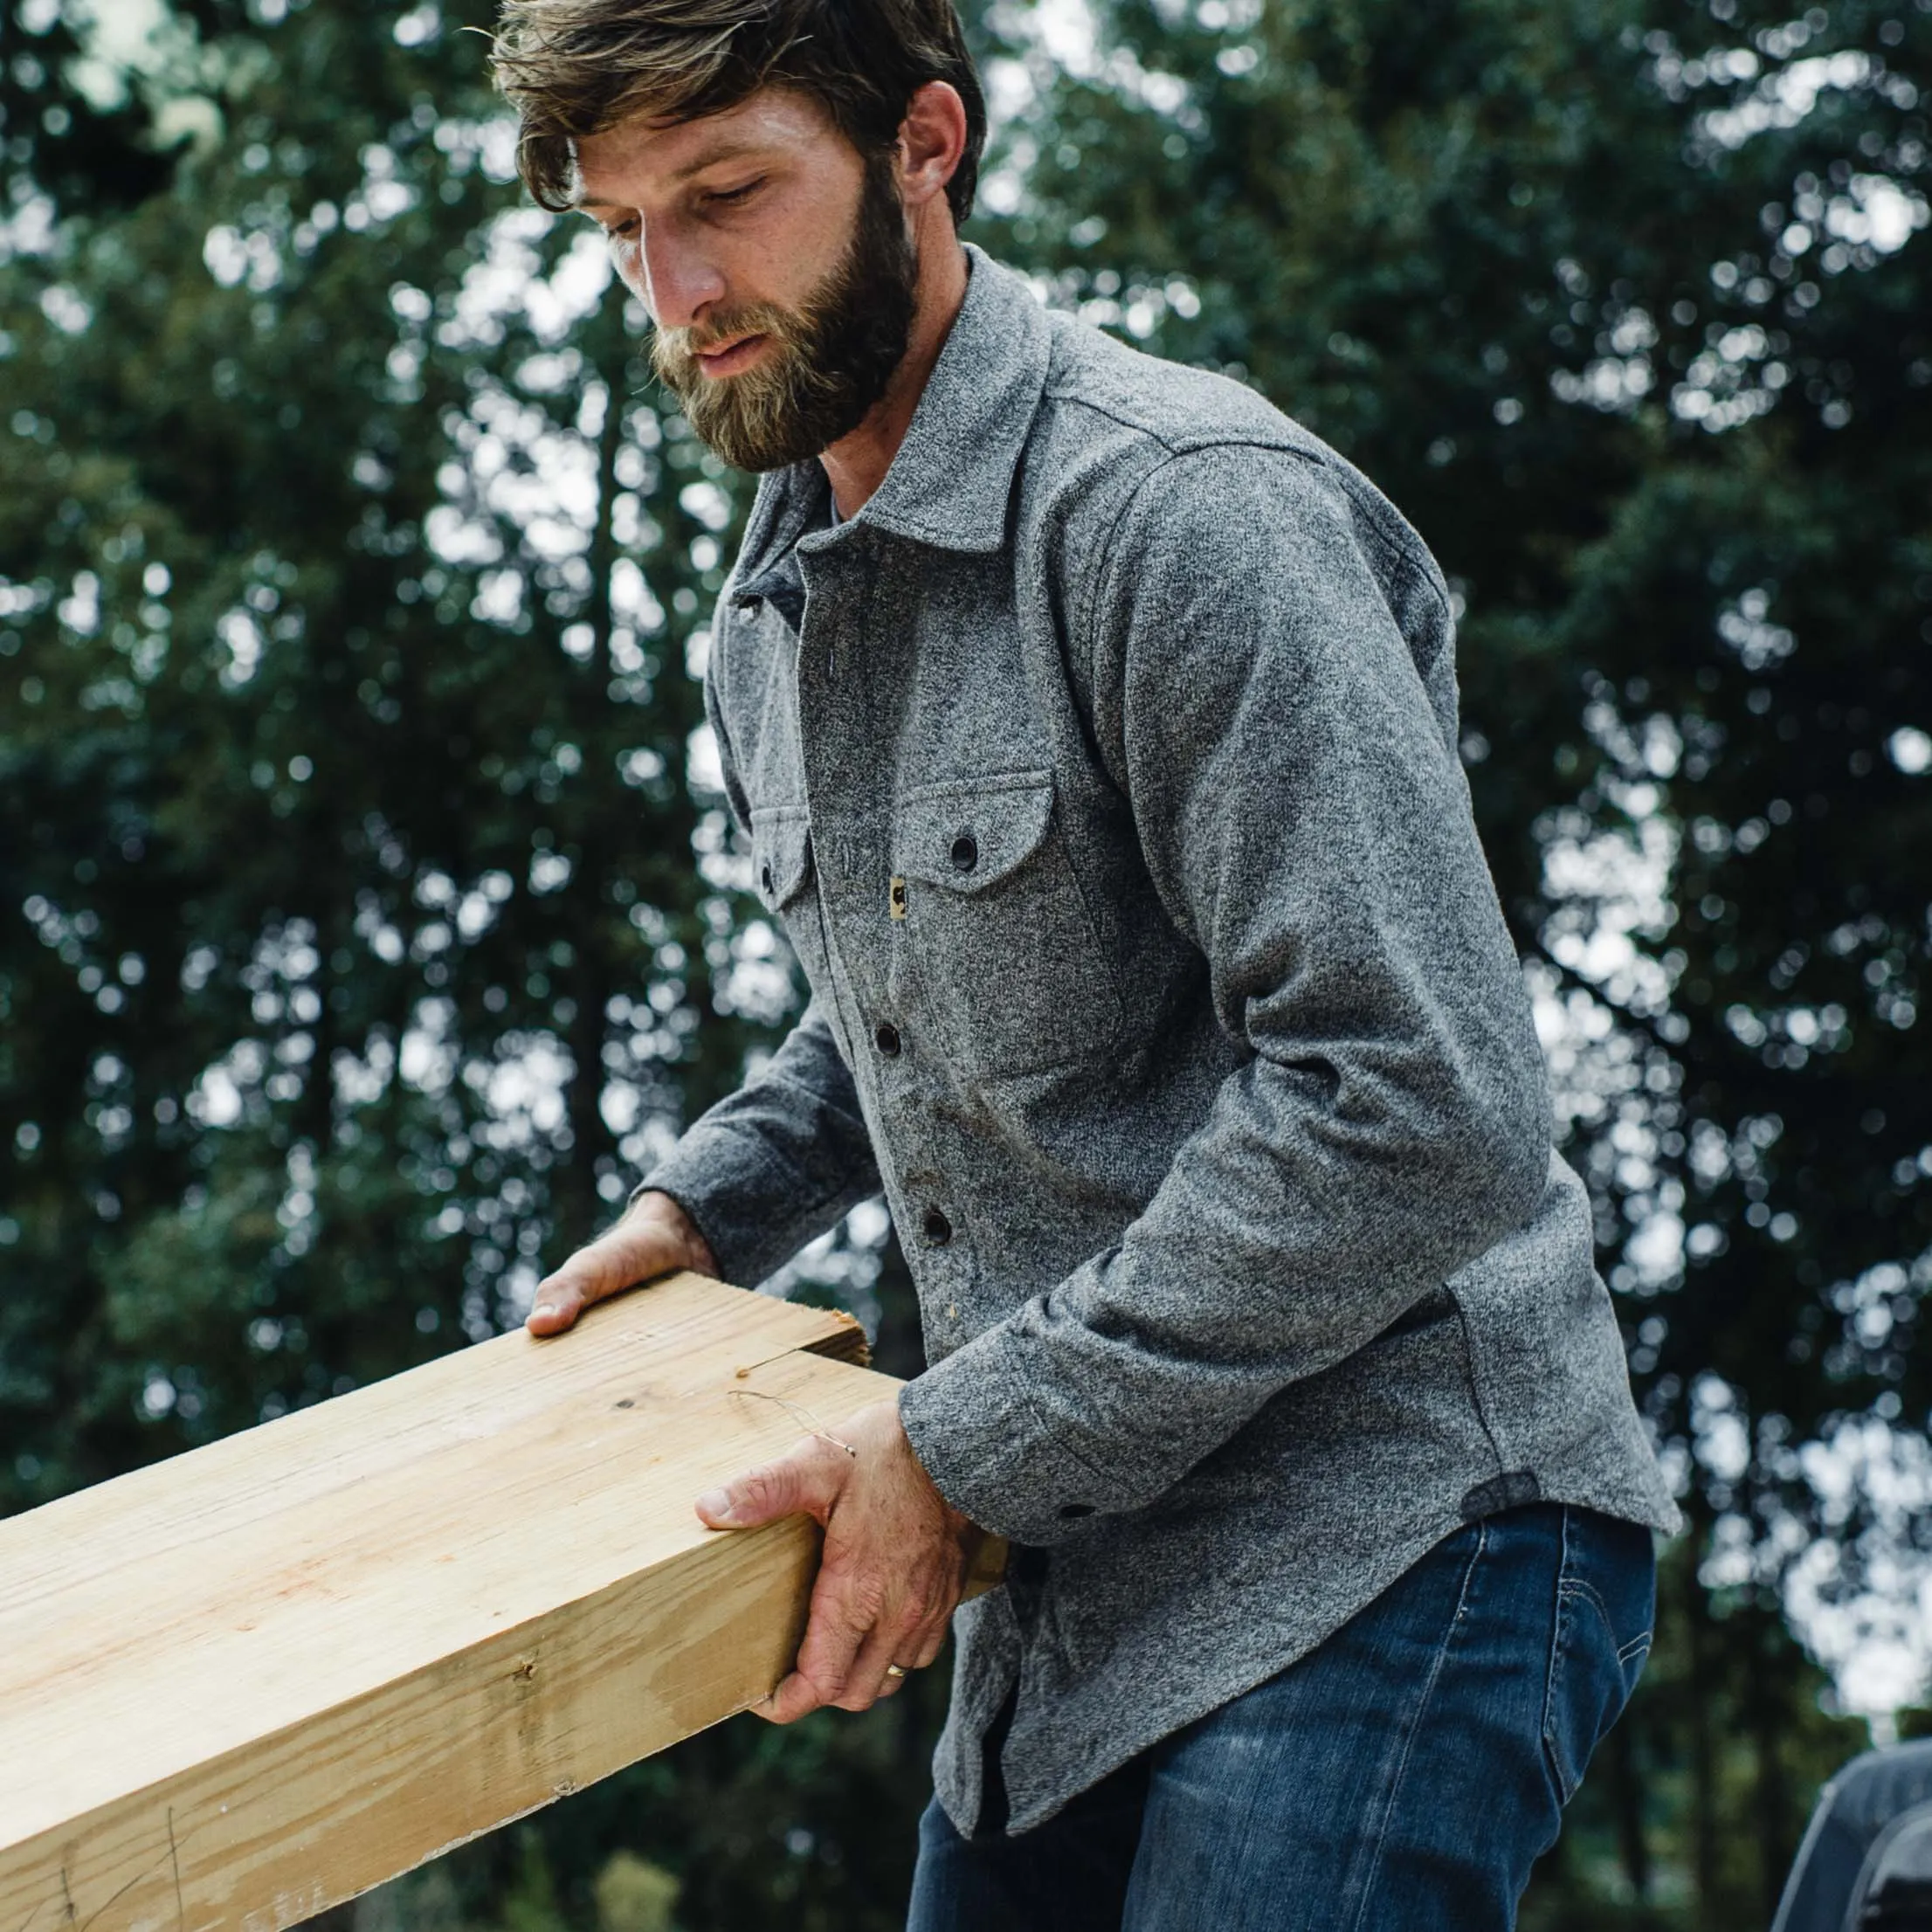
[490,0,988,224]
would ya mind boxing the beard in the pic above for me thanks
[650,155,920,473]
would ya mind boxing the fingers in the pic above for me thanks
[758,1634,931,1721]
[524,1265,594,1335]
[760,1562,874,1722]
[726,1397,969,1724]
[881,1603,950,1687]
[526,1205,690,1335]
[844,1625,913,1708]
[526,1248,624,1334]
[694,1438,849,1530]
[753,1552,950,1722]
[762,1666,841,1724]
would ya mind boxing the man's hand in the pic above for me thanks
[526,1190,719,1336]
[696,1397,976,1721]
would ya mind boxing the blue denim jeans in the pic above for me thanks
[907,1502,1655,1932]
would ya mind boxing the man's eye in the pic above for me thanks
[704,178,763,209]
[604,216,640,242]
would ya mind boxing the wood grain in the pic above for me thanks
[0,1274,982,1932]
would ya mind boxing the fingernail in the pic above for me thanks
[696,1487,735,1524]
[532,1305,555,1321]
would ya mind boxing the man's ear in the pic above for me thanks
[897,80,968,211]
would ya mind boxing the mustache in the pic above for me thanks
[653,305,793,367]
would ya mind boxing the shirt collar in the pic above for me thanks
[732,245,1052,598]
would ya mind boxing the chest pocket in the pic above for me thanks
[749,807,837,1022]
[893,771,1122,1080]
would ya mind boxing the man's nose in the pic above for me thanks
[638,224,726,334]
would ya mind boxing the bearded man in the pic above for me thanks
[489,4,1680,1927]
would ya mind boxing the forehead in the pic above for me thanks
[575,86,843,205]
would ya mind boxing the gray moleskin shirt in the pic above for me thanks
[638,245,1680,1835]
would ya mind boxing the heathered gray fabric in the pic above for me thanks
[638,245,1681,1836]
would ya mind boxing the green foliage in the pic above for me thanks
[353,1838,684,1932]
[0,0,185,214]
[593,1850,681,1932]
[0,0,761,1503]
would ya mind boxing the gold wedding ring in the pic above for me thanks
[884,1663,907,1679]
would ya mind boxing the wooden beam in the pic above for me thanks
[0,1274,990,1932]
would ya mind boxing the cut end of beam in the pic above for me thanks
[798,1306,872,1368]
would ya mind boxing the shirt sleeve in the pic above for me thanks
[896,442,1555,1544]
[634,1000,881,1288]
[631,629,880,1287]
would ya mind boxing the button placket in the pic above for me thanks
[790,537,888,1075]
[788,532,983,1360]
[880,1114,979,1361]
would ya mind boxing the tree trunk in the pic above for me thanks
[1686,1547,1722,1911]
[1749,1603,1795,1922]
[554,318,631,1252]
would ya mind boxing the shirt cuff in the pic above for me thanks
[632,1119,862,1291]
[897,1312,1143,1546]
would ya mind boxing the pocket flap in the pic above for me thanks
[749,809,814,910]
[894,773,1055,894]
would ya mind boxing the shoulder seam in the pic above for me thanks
[1043,380,1329,466]
[1076,438,1336,654]
[1043,360,1452,631]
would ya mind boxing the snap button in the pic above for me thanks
[921,1206,953,1246]
[874,1021,902,1057]
[949,831,978,873]
[1059,1503,1095,1520]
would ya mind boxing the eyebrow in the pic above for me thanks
[573,137,772,210]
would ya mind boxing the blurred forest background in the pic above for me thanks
[1,0,1928,1924]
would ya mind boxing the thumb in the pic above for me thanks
[527,1218,679,1335]
[525,1255,601,1335]
[695,1442,847,1530]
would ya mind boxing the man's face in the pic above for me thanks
[577,88,919,472]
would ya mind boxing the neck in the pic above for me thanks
[818,224,969,520]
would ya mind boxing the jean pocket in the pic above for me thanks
[1541,1506,1656,1805]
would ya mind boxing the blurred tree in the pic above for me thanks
[0,0,746,1494]
[591,1849,682,1932]
[1,0,178,216]
[1521,1538,1866,1924]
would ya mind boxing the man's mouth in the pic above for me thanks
[693,333,769,378]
